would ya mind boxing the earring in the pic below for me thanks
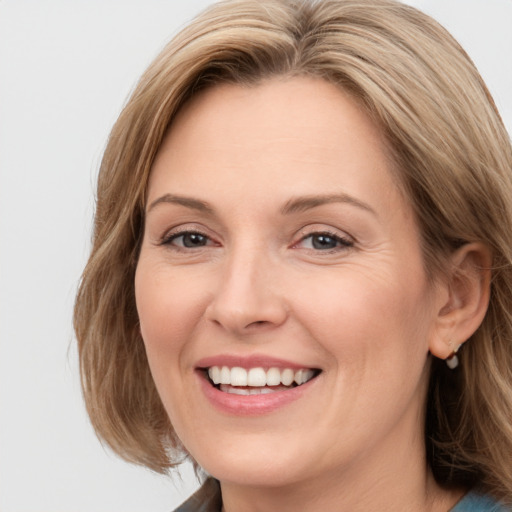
[445,343,462,370]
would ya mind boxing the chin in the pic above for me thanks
[184,430,323,488]
[203,458,309,488]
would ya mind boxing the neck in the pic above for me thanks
[219,422,463,512]
[221,475,462,512]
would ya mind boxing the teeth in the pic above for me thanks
[266,367,281,386]
[281,368,294,386]
[220,384,291,395]
[209,366,221,384]
[247,368,266,386]
[230,367,247,386]
[207,366,317,388]
[220,366,230,385]
[295,369,315,385]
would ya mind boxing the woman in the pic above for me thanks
[74,0,512,510]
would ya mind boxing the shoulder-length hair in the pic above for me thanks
[74,0,512,501]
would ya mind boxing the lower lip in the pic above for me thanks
[197,372,318,416]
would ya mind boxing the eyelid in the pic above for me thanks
[164,232,212,247]
[159,224,218,247]
[292,226,355,251]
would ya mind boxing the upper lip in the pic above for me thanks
[195,354,319,370]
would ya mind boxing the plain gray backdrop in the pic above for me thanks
[0,1,511,511]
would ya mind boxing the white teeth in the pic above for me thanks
[281,368,294,386]
[220,366,230,384]
[266,367,281,386]
[220,384,291,395]
[247,367,267,386]
[230,367,247,386]
[208,366,221,384]
[295,369,315,385]
[207,365,317,388]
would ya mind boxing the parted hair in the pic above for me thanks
[74,0,512,501]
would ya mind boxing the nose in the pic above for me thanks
[204,248,288,336]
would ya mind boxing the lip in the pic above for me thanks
[196,353,314,370]
[195,354,321,416]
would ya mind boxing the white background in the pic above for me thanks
[0,1,510,511]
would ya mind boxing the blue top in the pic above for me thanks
[451,491,510,511]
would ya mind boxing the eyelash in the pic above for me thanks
[160,228,353,253]
[160,229,214,249]
[294,230,354,252]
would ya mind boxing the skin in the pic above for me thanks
[135,77,473,511]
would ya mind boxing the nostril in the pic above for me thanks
[246,320,269,328]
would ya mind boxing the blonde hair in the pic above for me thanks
[74,0,512,500]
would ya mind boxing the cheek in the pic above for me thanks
[134,262,210,366]
[295,269,433,428]
[134,262,213,430]
[292,265,433,363]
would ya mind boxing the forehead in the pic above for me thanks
[148,76,405,218]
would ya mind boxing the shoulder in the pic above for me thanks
[172,478,222,512]
[450,491,511,512]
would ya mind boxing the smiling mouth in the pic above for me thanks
[204,366,321,395]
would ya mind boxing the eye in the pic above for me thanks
[162,230,214,248]
[296,232,353,251]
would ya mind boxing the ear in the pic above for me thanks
[429,242,492,360]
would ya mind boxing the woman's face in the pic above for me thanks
[135,77,445,487]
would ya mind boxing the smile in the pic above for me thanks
[207,366,319,395]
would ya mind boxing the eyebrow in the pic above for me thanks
[280,194,377,216]
[147,192,377,217]
[147,193,214,214]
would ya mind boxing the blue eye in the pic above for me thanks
[299,232,353,251]
[164,231,211,248]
